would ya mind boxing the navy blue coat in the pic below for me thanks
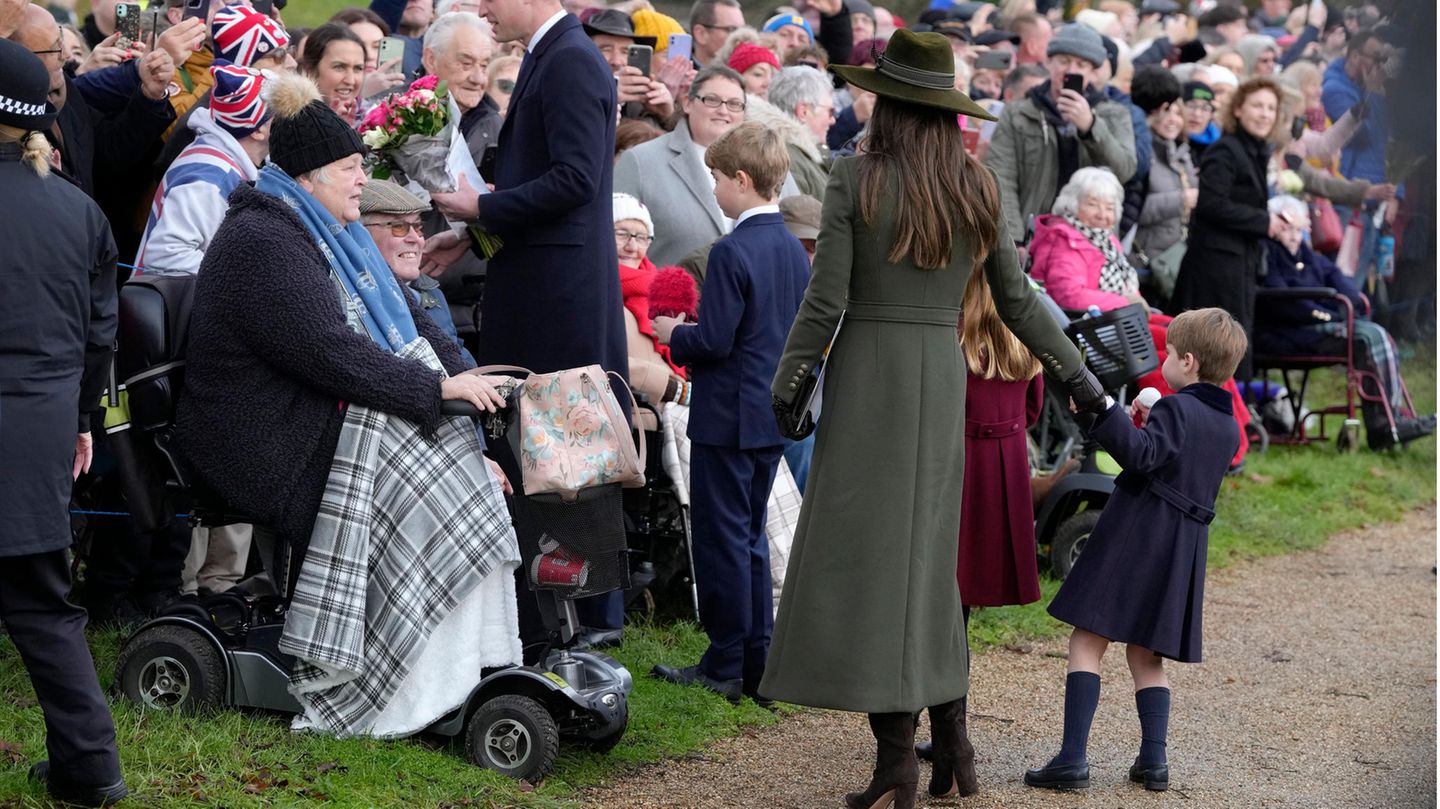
[1048,383,1239,663]
[669,212,809,450]
[473,14,627,379]
[1255,239,1365,355]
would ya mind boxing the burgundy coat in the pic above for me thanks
[956,372,1044,607]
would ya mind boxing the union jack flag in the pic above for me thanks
[211,3,289,67]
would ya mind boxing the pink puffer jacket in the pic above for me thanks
[1027,214,1132,312]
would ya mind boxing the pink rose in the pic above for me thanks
[411,74,440,91]
[361,103,388,130]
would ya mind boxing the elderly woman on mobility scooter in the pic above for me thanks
[174,74,521,736]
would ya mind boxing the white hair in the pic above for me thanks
[767,65,831,118]
[435,0,472,16]
[1052,166,1124,225]
[1268,194,1308,221]
[424,11,492,55]
[1206,64,1239,88]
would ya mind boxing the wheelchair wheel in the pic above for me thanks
[1050,510,1102,580]
[115,625,225,713]
[1244,418,1270,455]
[466,695,559,783]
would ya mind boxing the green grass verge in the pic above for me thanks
[2,347,1431,806]
[971,342,1437,651]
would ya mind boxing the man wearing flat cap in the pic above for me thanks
[983,21,1137,244]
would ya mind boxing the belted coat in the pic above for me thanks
[759,157,1085,713]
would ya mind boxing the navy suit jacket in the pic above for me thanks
[669,212,809,449]
[473,14,627,379]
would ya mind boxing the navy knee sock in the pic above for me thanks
[1053,671,1101,766]
[1135,687,1171,766]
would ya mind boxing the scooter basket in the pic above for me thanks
[508,484,630,599]
[1065,303,1158,391]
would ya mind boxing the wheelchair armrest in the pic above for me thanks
[1255,286,1338,299]
[440,400,484,418]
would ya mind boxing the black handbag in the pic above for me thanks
[774,313,845,441]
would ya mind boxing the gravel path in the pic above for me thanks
[584,505,1437,808]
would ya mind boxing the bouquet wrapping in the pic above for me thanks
[359,76,502,257]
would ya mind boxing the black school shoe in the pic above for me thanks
[29,760,128,807]
[1023,760,1091,790]
[1129,760,1170,791]
[650,664,742,704]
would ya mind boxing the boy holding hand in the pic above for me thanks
[1027,308,1248,793]
[650,121,810,706]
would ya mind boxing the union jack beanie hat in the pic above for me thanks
[209,65,271,138]
[211,3,290,68]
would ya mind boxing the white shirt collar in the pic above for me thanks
[527,9,568,53]
[735,204,779,226]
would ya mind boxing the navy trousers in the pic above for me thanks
[1,550,122,784]
[690,442,782,684]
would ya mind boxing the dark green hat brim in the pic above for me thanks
[831,63,997,121]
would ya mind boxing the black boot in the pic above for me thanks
[845,713,919,809]
[926,698,979,797]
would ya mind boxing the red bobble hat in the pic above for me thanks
[728,43,781,75]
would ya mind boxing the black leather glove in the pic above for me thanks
[1349,95,1370,122]
[1066,366,1107,414]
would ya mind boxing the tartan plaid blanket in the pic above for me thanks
[278,338,520,736]
[663,403,800,611]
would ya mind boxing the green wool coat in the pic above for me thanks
[759,157,1084,714]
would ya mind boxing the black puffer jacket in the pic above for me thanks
[175,183,473,547]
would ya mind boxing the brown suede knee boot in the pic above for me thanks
[926,697,979,797]
[844,712,919,809]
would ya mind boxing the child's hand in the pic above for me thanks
[1128,398,1152,427]
[652,315,685,344]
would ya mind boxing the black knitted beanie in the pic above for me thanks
[266,74,363,178]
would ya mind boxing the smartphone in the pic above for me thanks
[975,50,1012,71]
[378,35,405,66]
[627,43,653,78]
[141,9,160,51]
[1290,116,1307,140]
[961,128,980,154]
[478,145,498,182]
[1062,72,1085,95]
[182,0,211,23]
[666,33,692,63]
[251,0,274,16]
[115,2,141,47]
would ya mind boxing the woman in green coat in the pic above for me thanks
[758,30,1102,809]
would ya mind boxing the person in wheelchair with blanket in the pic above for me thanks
[174,74,523,736]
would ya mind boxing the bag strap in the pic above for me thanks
[473,364,533,377]
[606,370,647,467]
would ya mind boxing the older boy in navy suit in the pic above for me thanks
[650,122,810,705]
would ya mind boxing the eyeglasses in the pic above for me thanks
[614,229,653,245]
[32,48,62,55]
[495,78,515,93]
[1184,100,1214,113]
[693,93,746,112]
[698,22,739,34]
[370,219,424,237]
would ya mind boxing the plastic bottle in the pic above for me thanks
[1376,232,1395,280]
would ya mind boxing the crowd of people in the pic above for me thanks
[0,0,1435,804]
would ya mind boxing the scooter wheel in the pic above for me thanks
[115,625,225,713]
[466,695,559,783]
[578,705,628,754]
[1050,509,1102,580]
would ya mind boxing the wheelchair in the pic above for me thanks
[107,273,632,783]
[1252,287,1418,451]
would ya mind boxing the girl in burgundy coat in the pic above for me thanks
[956,269,1045,610]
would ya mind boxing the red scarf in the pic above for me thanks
[619,257,685,377]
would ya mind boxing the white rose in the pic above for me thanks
[362,128,391,149]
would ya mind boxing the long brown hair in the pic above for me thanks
[961,266,1042,381]
[858,97,1000,271]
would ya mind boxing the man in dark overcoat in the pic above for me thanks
[0,41,127,807]
[429,0,630,640]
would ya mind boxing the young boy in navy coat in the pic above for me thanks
[1026,308,1248,793]
[650,122,810,705]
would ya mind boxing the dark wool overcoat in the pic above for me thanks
[1048,383,1239,663]
[759,158,1085,713]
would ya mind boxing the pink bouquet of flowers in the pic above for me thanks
[360,76,502,256]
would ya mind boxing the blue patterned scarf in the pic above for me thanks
[257,164,418,352]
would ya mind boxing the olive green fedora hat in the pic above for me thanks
[832,29,997,121]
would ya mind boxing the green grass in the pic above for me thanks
[0,620,780,808]
[968,342,1438,651]
[3,348,1432,807]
